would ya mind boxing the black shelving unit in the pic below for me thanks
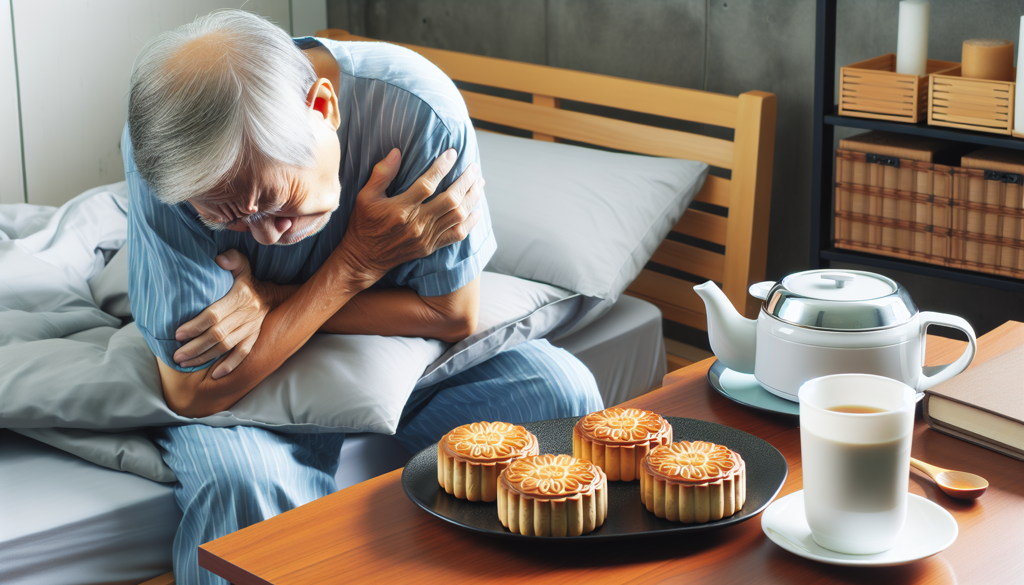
[810,0,1024,295]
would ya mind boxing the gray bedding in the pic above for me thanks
[0,184,583,482]
[0,292,667,585]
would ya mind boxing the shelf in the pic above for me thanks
[811,0,1024,298]
[825,106,1024,151]
[820,248,1024,294]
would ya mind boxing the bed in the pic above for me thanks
[0,31,775,585]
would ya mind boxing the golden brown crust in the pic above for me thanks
[441,421,538,464]
[437,422,539,502]
[572,409,672,481]
[497,454,608,537]
[500,454,603,499]
[575,408,672,446]
[640,441,746,523]
[642,440,743,484]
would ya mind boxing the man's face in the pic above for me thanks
[189,111,342,246]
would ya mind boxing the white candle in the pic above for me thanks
[896,0,929,76]
[1015,16,1024,133]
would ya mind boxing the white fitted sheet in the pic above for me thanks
[0,295,665,584]
[553,294,666,406]
[0,430,180,585]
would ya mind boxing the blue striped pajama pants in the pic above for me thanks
[154,339,603,585]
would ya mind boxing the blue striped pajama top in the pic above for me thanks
[123,37,495,372]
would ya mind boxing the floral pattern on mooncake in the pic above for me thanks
[645,441,742,484]
[441,421,538,463]
[502,454,603,498]
[498,453,609,536]
[577,408,671,445]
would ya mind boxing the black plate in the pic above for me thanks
[401,416,788,540]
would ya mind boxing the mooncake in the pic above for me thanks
[497,454,607,537]
[572,408,672,481]
[437,421,539,502]
[640,440,746,523]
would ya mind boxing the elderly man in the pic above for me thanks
[124,10,602,584]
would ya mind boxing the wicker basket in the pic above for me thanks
[834,133,958,264]
[835,136,1024,280]
[928,66,1015,135]
[949,149,1024,277]
[838,54,959,123]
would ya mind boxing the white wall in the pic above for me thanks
[0,0,24,204]
[11,0,291,207]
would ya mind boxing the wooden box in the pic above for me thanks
[949,148,1024,278]
[928,66,1016,135]
[839,54,959,123]
[834,132,959,265]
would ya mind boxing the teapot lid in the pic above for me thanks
[763,270,918,330]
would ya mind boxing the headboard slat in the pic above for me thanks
[650,240,724,283]
[673,209,727,247]
[530,95,559,142]
[460,91,735,170]
[694,175,730,208]
[628,270,708,316]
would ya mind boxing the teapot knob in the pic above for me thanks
[821,273,855,288]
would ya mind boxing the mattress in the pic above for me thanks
[0,430,181,585]
[552,294,667,406]
[0,295,665,584]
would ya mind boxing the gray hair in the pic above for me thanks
[128,10,318,205]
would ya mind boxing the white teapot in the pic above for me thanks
[694,269,977,401]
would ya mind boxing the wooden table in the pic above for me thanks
[200,322,1024,584]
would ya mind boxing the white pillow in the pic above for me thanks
[477,131,708,336]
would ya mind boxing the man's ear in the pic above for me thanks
[306,78,340,131]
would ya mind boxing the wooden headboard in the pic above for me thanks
[317,30,776,328]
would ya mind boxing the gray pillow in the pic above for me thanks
[477,131,708,337]
[0,273,578,481]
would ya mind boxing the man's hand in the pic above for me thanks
[158,148,485,417]
[337,148,484,287]
[172,250,290,379]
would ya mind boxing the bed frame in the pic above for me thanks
[317,30,776,329]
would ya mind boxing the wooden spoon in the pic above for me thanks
[910,457,989,499]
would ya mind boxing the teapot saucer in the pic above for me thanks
[761,490,958,566]
[707,359,799,417]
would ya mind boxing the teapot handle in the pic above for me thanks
[917,312,978,392]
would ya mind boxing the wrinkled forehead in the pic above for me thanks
[192,160,289,207]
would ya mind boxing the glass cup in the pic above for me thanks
[798,373,916,555]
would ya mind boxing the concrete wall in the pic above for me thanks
[327,0,1024,336]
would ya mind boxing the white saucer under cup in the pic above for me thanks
[761,490,958,567]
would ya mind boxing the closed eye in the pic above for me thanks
[243,211,270,225]
[195,201,284,231]
[197,213,236,231]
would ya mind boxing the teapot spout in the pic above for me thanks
[693,281,757,374]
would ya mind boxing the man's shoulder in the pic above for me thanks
[318,38,469,134]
